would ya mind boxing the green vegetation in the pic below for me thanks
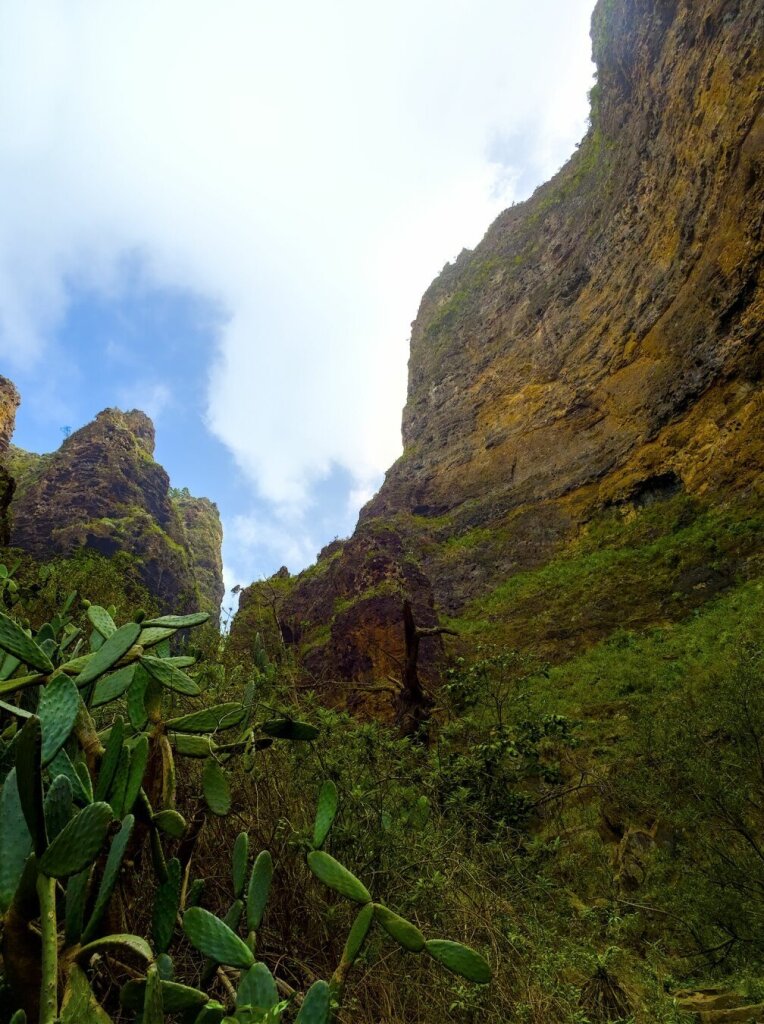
[4,448,50,494]
[0,575,488,1023]
[1,478,762,1023]
[445,494,763,656]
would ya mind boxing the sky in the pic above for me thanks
[0,0,596,610]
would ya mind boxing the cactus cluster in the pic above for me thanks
[0,594,490,1022]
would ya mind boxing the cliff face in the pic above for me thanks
[5,405,224,615]
[231,0,763,700]
[171,489,225,616]
[0,377,20,545]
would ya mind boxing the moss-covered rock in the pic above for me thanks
[0,376,20,545]
[171,488,225,617]
[6,406,221,613]
[232,0,764,696]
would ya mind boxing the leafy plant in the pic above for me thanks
[0,593,490,1023]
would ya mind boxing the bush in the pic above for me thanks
[0,585,489,1024]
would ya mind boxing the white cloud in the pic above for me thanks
[0,0,595,572]
[229,513,318,581]
[347,483,377,518]
[116,382,172,421]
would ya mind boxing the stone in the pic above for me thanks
[231,0,764,698]
[5,404,223,615]
[0,377,20,546]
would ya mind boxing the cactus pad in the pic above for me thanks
[307,851,371,904]
[143,964,165,1024]
[153,857,182,953]
[15,715,47,854]
[91,664,135,707]
[38,673,80,765]
[144,612,210,628]
[76,933,153,963]
[87,605,116,639]
[246,850,273,932]
[193,1002,226,1024]
[140,656,201,696]
[424,939,491,983]
[94,716,124,801]
[159,733,177,809]
[106,745,130,818]
[0,768,32,912]
[153,808,188,838]
[202,759,231,815]
[64,867,91,945]
[0,611,54,672]
[187,877,206,906]
[167,703,246,734]
[237,961,279,1011]
[137,626,177,649]
[170,733,219,757]
[38,801,112,877]
[81,814,135,942]
[75,621,141,686]
[373,904,425,952]
[44,773,73,841]
[182,906,255,969]
[123,734,149,814]
[127,665,150,730]
[295,979,331,1024]
[122,978,209,1012]
[59,964,112,1024]
[261,718,319,741]
[341,902,374,967]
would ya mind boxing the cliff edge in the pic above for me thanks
[230,0,763,705]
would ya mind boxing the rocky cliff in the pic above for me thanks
[0,377,20,546]
[230,0,763,704]
[171,488,225,615]
[3,402,224,616]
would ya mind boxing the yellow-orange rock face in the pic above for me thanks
[231,0,763,702]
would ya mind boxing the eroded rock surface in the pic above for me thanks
[231,0,763,702]
[0,377,20,545]
[6,406,223,614]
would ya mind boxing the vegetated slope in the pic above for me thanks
[1,398,224,616]
[231,0,763,703]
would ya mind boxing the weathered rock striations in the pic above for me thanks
[5,404,224,615]
[0,377,20,545]
[231,0,764,701]
[171,489,225,616]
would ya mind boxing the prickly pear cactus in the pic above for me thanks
[0,590,490,1023]
[0,594,330,1022]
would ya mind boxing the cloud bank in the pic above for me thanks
[0,0,595,581]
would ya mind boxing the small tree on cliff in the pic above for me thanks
[395,599,457,739]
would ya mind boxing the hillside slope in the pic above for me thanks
[231,0,763,703]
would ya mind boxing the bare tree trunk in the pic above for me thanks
[395,600,456,740]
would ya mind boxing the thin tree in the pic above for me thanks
[395,599,456,739]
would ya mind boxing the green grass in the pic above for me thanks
[445,495,764,656]
[535,575,764,722]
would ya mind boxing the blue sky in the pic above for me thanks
[0,0,596,604]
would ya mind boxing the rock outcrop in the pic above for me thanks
[0,377,20,545]
[171,489,225,616]
[5,404,224,616]
[231,0,764,702]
